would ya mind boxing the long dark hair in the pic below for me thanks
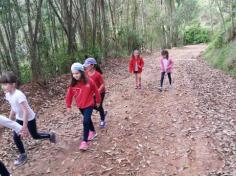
[161,50,169,59]
[94,64,103,74]
[70,71,88,87]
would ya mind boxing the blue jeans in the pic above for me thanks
[0,161,10,176]
[79,107,95,142]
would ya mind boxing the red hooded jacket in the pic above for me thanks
[66,79,101,109]
[129,55,144,73]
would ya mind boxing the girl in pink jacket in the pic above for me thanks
[159,50,173,92]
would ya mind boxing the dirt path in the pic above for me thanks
[1,44,235,176]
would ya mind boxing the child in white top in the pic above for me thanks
[0,72,56,166]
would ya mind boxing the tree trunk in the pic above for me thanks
[92,0,98,48]
[108,0,116,40]
[100,0,108,57]
[26,0,44,82]
[132,0,138,31]
[216,0,226,33]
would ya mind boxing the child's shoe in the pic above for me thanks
[88,131,97,141]
[159,87,163,92]
[14,153,27,166]
[100,121,106,128]
[79,141,89,151]
[138,84,142,89]
[49,132,57,143]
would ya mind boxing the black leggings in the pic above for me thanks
[160,72,172,87]
[0,161,10,176]
[94,92,106,121]
[14,118,50,154]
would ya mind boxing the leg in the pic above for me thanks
[27,119,50,140]
[167,73,172,85]
[160,72,165,88]
[138,73,142,87]
[82,107,94,142]
[98,93,106,121]
[135,73,138,87]
[0,161,10,176]
[13,120,27,166]
[13,120,25,154]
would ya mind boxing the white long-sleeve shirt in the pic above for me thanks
[0,115,22,133]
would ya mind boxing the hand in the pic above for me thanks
[67,108,71,113]
[20,127,29,139]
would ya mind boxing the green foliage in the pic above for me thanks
[203,17,236,76]
[19,64,32,84]
[99,27,144,57]
[212,32,225,48]
[75,46,103,63]
[183,24,210,44]
[204,40,236,76]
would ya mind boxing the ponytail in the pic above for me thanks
[94,64,103,74]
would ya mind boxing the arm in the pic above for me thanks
[0,115,22,134]
[9,109,15,120]
[92,81,101,106]
[129,59,134,73]
[98,74,105,93]
[160,58,164,71]
[19,101,29,130]
[168,58,173,69]
[66,87,74,109]
[98,84,105,93]
[139,58,144,68]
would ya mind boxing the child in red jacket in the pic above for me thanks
[66,63,101,151]
[129,48,144,89]
[83,58,107,129]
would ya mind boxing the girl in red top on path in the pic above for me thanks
[66,63,101,151]
[129,48,144,89]
[83,57,107,129]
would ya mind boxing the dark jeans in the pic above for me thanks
[94,92,106,121]
[14,118,50,154]
[79,107,94,142]
[160,72,172,87]
[0,161,10,176]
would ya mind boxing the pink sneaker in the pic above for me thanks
[88,131,97,141]
[79,141,88,150]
